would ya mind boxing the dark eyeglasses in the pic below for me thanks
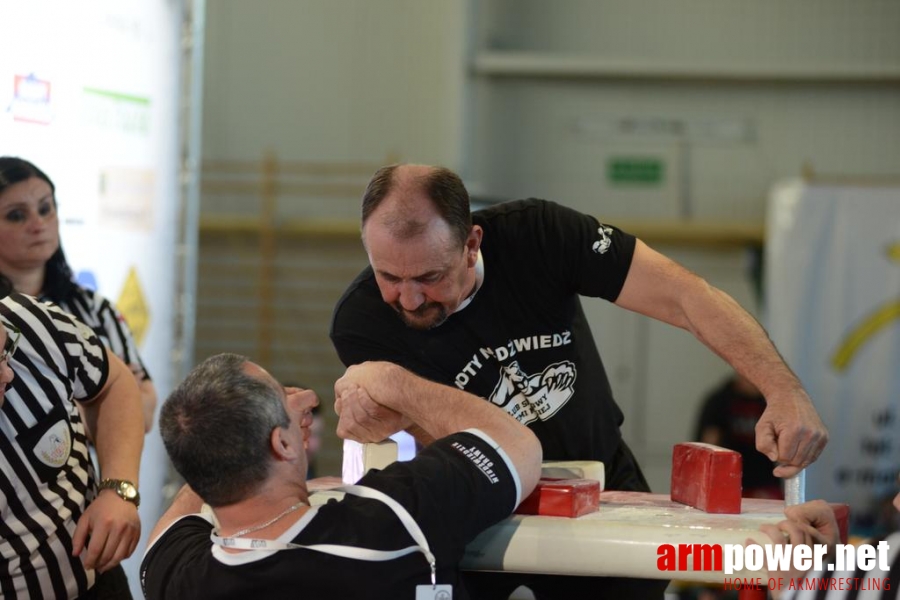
[1,325,21,366]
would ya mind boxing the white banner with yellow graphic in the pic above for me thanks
[766,180,900,535]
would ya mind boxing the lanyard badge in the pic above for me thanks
[211,484,452,598]
[416,584,453,599]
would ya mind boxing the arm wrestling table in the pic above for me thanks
[329,442,846,600]
[308,489,800,600]
[460,491,798,600]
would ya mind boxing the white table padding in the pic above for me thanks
[460,492,785,582]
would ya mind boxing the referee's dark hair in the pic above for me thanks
[0,156,76,303]
[160,353,290,506]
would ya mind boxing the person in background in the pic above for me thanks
[330,163,829,599]
[305,404,324,478]
[141,355,541,599]
[1,290,144,599]
[696,372,783,499]
[0,156,157,432]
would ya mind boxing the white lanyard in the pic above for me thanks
[210,485,439,586]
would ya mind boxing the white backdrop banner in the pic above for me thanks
[1,0,182,594]
[766,180,900,535]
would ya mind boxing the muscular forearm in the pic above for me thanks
[617,241,827,474]
[349,362,542,490]
[680,283,804,403]
[404,422,436,447]
[359,364,504,437]
[618,241,803,403]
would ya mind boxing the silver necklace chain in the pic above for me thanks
[225,501,307,538]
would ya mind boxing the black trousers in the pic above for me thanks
[77,565,133,600]
[461,438,670,600]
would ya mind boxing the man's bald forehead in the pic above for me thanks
[379,165,440,212]
[361,163,473,248]
[362,166,443,242]
[393,163,437,184]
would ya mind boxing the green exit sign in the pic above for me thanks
[607,158,664,184]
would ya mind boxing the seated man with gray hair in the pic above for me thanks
[140,354,541,600]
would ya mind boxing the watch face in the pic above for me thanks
[107,480,140,506]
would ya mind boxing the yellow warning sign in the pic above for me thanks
[117,266,150,347]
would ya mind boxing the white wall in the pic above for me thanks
[202,0,466,182]
[467,0,900,220]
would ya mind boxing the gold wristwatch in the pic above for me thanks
[98,478,141,508]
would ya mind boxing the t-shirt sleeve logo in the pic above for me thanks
[450,442,500,484]
[489,360,576,425]
[592,225,613,254]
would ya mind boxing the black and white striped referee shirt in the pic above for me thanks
[0,292,110,599]
[45,285,151,382]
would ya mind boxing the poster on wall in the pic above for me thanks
[0,0,183,592]
[766,180,900,536]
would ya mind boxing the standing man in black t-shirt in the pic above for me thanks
[329,163,829,599]
[141,354,541,600]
